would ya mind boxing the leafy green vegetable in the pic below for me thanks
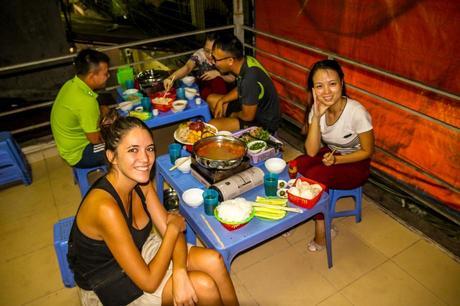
[249,127,270,141]
[249,142,266,150]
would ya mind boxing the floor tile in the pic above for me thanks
[317,292,354,306]
[0,208,58,262]
[341,261,446,306]
[0,246,64,305]
[340,204,420,258]
[393,239,460,306]
[283,219,315,245]
[236,246,336,305]
[231,234,290,273]
[24,287,80,306]
[231,273,259,306]
[292,226,388,290]
[0,179,55,221]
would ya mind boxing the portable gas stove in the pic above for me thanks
[191,156,252,187]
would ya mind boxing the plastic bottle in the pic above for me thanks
[288,160,298,179]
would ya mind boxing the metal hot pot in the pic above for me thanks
[136,69,170,95]
[192,135,247,170]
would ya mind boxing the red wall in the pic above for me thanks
[255,0,460,209]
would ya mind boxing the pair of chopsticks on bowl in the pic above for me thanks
[168,156,190,171]
[163,75,176,98]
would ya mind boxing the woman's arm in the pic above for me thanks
[305,91,326,156]
[333,130,374,165]
[83,191,183,293]
[164,59,196,89]
[141,183,198,304]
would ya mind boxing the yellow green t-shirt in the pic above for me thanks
[50,76,100,166]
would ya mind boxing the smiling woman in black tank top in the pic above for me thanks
[69,117,239,306]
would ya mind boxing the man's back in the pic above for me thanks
[238,56,281,133]
[51,76,100,166]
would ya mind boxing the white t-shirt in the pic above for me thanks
[308,98,373,155]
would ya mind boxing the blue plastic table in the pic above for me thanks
[143,100,211,128]
[116,86,211,127]
[155,153,333,270]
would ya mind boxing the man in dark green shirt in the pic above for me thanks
[207,35,281,133]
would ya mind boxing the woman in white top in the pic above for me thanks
[297,59,374,252]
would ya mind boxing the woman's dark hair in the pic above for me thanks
[101,116,153,156]
[74,48,110,76]
[307,59,347,97]
[205,32,219,42]
[212,34,244,59]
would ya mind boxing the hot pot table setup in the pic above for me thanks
[156,126,333,270]
[115,71,211,129]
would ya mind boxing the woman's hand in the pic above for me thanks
[172,269,198,306]
[166,212,186,233]
[200,70,220,81]
[322,151,336,166]
[312,90,330,118]
[163,77,174,91]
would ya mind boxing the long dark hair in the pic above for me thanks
[101,117,153,165]
[307,59,347,97]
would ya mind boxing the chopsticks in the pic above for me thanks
[163,75,176,98]
[201,214,225,248]
[169,156,190,171]
[249,202,304,213]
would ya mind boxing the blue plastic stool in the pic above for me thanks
[0,131,32,187]
[72,165,108,197]
[53,216,75,288]
[329,186,363,223]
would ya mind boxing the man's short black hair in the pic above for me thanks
[74,49,110,76]
[212,34,244,59]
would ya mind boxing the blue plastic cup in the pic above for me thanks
[168,143,182,164]
[125,79,134,89]
[264,173,279,197]
[176,87,186,100]
[203,189,219,215]
[141,97,152,112]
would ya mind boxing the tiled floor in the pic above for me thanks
[1,143,459,306]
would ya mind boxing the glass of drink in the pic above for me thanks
[168,143,182,164]
[203,189,219,216]
[264,173,279,197]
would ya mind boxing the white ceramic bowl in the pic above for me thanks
[182,188,204,207]
[247,140,267,154]
[172,100,188,112]
[217,130,232,136]
[264,157,287,174]
[182,76,196,86]
[175,157,191,173]
[122,88,139,96]
[118,101,134,112]
[184,88,197,100]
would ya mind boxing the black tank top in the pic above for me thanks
[71,176,153,290]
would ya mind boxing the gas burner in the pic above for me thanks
[191,156,252,186]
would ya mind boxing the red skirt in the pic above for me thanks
[295,147,370,220]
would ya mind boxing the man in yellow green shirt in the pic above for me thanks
[51,49,110,167]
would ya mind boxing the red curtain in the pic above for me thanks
[255,0,460,209]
